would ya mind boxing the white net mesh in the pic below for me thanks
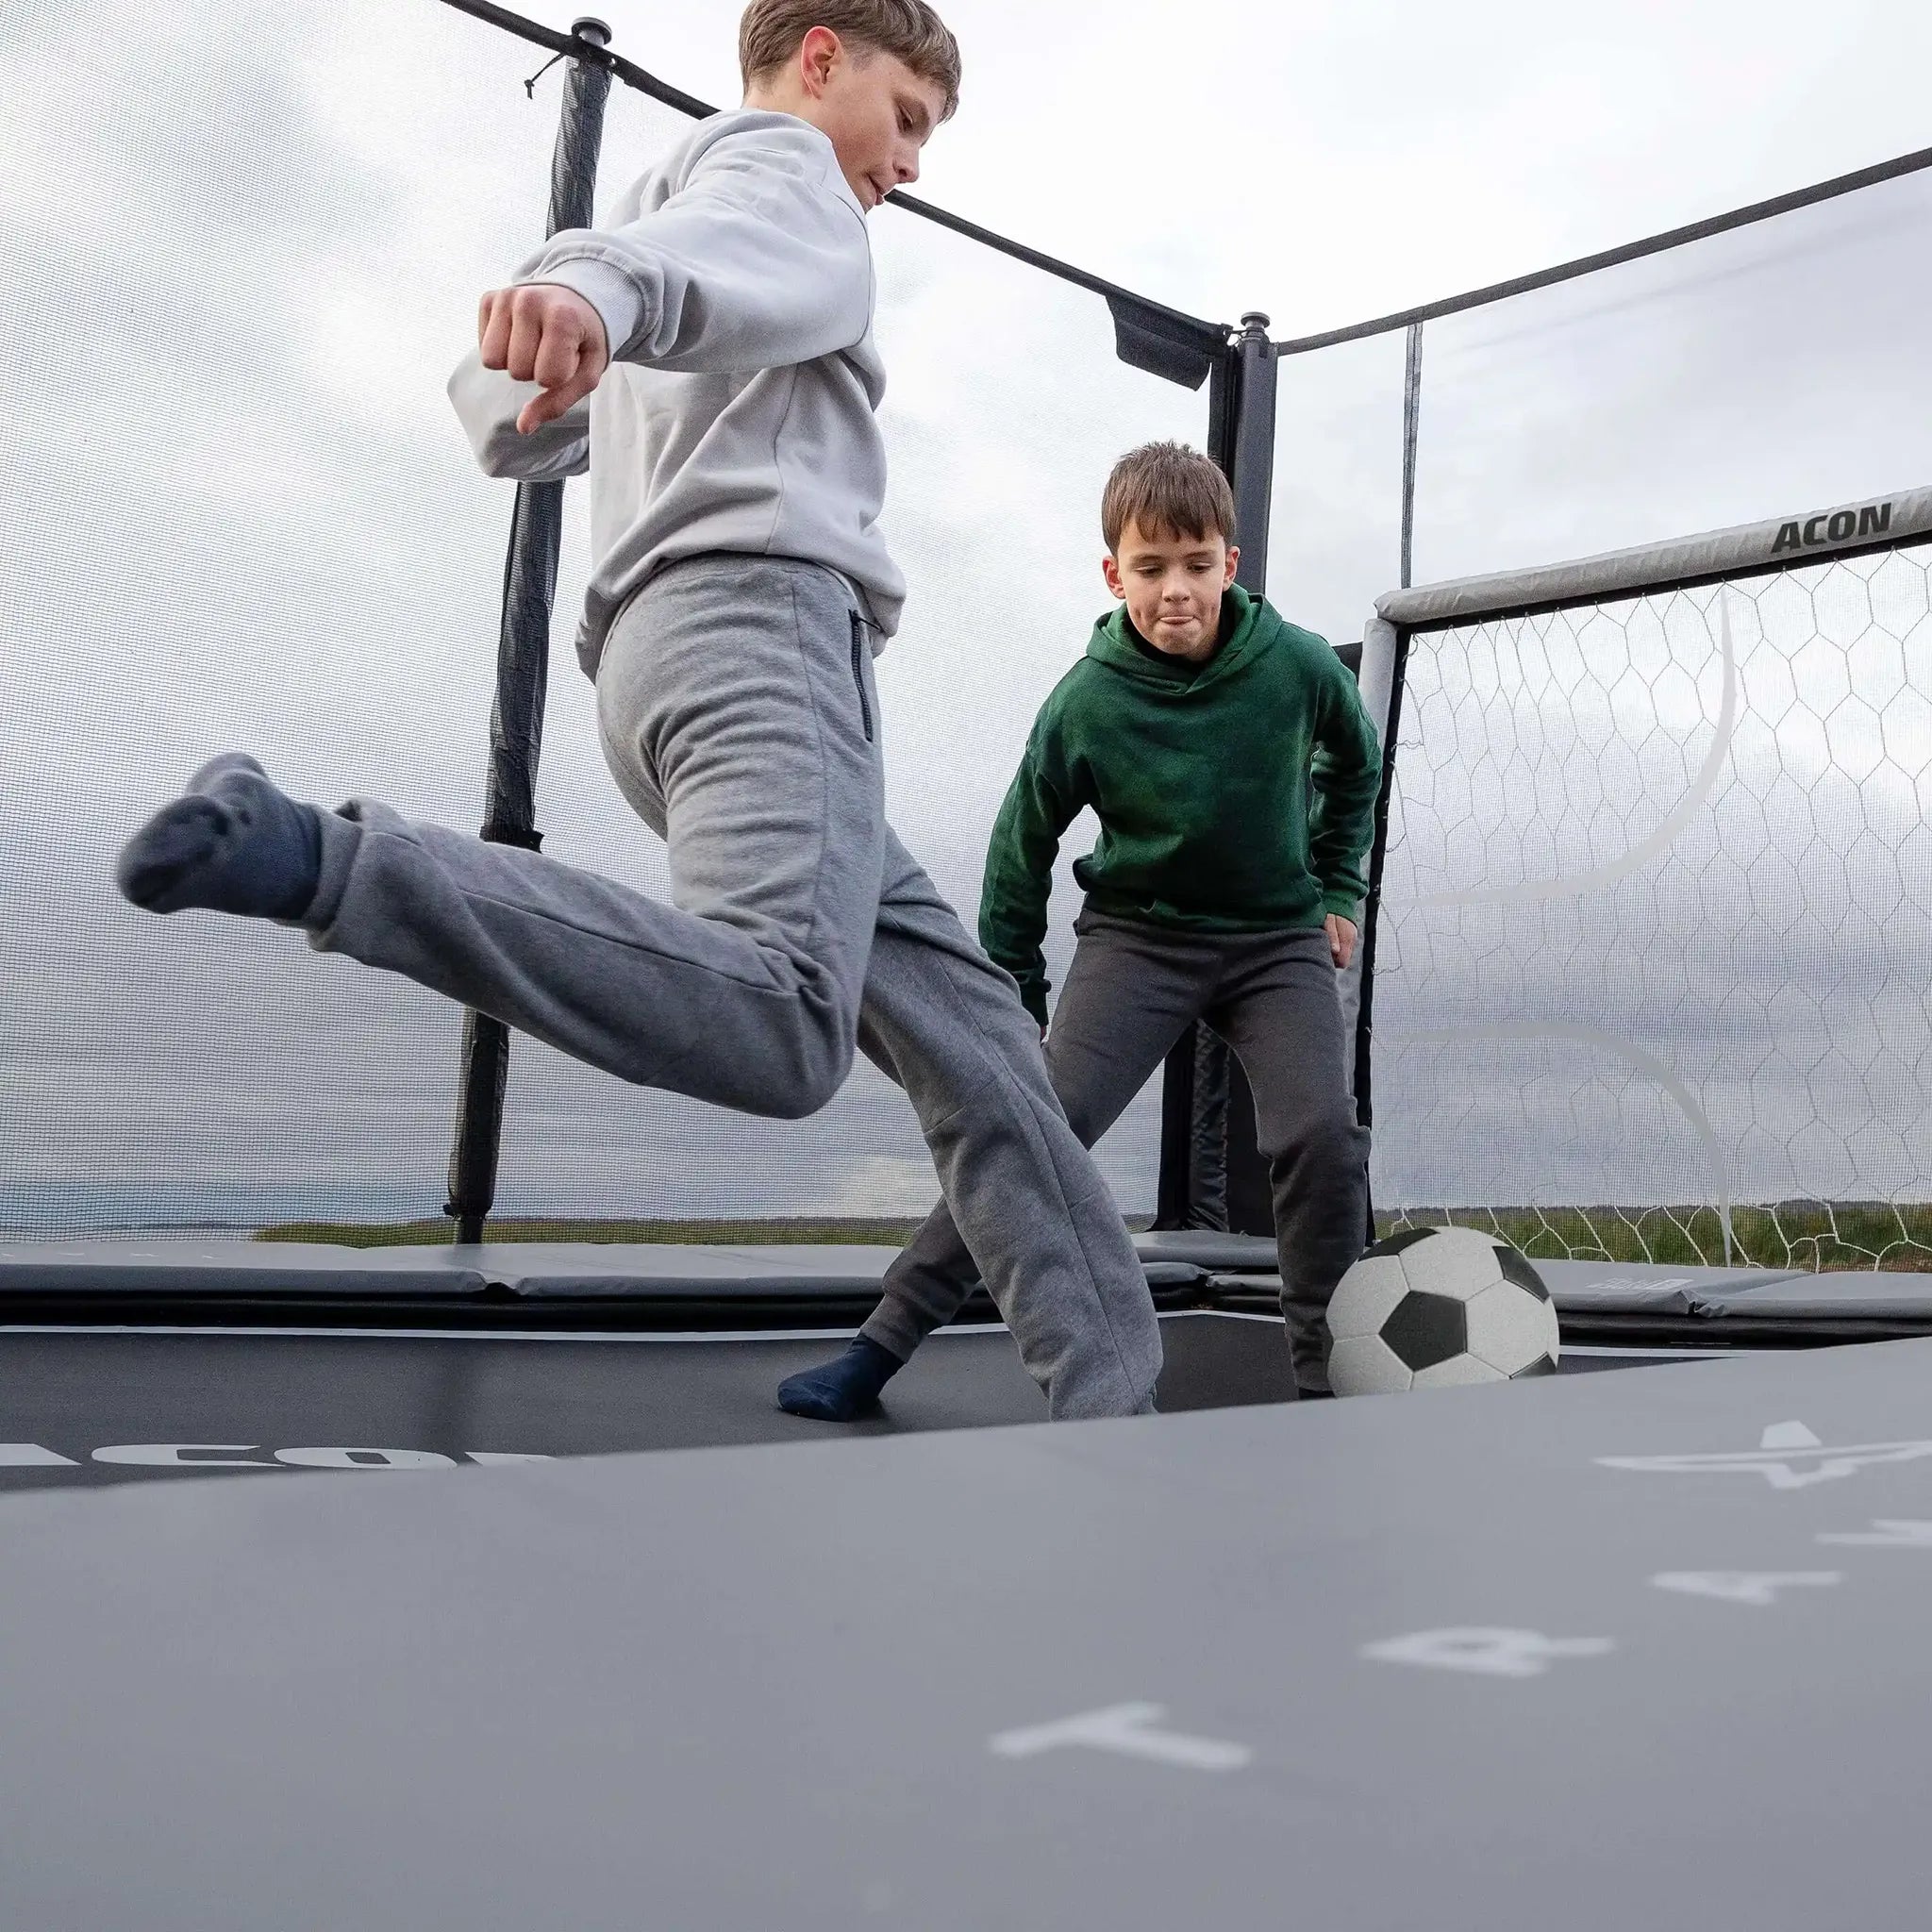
[0,0,567,1238]
[1371,535,1932,1270]
[0,2,1202,1241]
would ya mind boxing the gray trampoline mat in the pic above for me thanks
[3,1339,1932,1928]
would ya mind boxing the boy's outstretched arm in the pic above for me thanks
[1308,655,1385,965]
[978,717,1083,1030]
[509,121,874,388]
[449,121,870,475]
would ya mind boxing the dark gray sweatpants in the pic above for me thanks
[301,556,1162,1421]
[860,908,1371,1390]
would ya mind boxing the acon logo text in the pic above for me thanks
[1771,500,1892,555]
[0,1442,551,1472]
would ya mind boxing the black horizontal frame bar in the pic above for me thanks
[1273,142,1932,357]
[433,0,1228,368]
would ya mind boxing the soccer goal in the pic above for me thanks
[1354,487,1932,1273]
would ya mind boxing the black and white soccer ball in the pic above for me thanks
[1327,1225,1559,1395]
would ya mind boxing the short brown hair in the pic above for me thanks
[1101,441,1236,553]
[740,1,962,121]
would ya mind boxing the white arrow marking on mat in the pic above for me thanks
[1598,1422,1932,1491]
[1652,1571,1842,1607]
[1360,1628,1616,1678]
[0,1444,76,1466]
[989,1704,1252,1772]
[1819,1519,1932,1548]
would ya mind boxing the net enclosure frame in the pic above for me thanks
[12,0,1931,1250]
[1352,485,1932,1274]
[423,2,1273,1244]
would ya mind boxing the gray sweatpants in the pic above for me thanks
[302,556,1161,1420]
[861,908,1371,1390]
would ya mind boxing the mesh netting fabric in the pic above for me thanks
[1372,540,1932,1270]
[0,4,1203,1239]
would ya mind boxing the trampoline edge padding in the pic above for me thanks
[0,1241,491,1298]
[1134,1230,1278,1272]
[1206,1256,1932,1344]
[0,1241,1208,1313]
[5,1242,1930,1341]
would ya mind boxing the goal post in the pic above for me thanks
[1353,486,1932,1273]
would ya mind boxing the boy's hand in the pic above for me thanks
[478,284,609,435]
[1325,913,1357,970]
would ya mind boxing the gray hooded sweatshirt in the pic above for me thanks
[447,108,906,676]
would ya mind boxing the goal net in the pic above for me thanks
[1357,488,1932,1272]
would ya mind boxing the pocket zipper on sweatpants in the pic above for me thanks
[849,611,874,742]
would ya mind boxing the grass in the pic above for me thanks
[254,1216,929,1249]
[258,1203,1932,1271]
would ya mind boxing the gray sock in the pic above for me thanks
[115,754,323,921]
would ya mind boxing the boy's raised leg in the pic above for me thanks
[300,556,883,1120]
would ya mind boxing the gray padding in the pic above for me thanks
[1205,1257,1932,1326]
[0,1240,1207,1306]
[1207,1258,1809,1308]
[1134,1230,1278,1272]
[3,1341,1931,1929]
[0,1241,489,1298]
[507,1255,1204,1301]
[1683,1274,1932,1321]
[1356,615,1400,753]
[1376,483,1932,628]
[1337,614,1402,1063]
[489,1241,897,1296]
[12,1241,1921,1323]
[1537,1259,1932,1321]
[1536,1257,1808,1312]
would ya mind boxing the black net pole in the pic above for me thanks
[445,18,612,1246]
[1399,322,1424,591]
[1155,313,1277,1232]
[1216,313,1281,1236]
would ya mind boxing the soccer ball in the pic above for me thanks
[1327,1225,1559,1396]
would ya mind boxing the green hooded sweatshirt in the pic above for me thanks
[979,584,1382,1024]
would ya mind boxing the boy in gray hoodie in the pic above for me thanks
[114,0,1162,1422]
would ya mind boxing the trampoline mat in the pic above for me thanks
[0,1313,1687,1491]
[0,1313,1286,1487]
[1,1339,1929,1928]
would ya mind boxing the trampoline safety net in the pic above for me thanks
[8,1,1932,1261]
[0,1,1204,1241]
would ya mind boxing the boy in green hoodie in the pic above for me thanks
[780,441,1383,1417]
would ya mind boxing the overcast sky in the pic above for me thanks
[3,0,1929,1236]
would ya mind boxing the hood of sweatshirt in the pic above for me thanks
[1084,583,1278,694]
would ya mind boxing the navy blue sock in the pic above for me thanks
[115,755,323,922]
[777,1338,904,1422]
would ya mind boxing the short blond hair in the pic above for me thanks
[1101,442,1236,553]
[740,1,962,121]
